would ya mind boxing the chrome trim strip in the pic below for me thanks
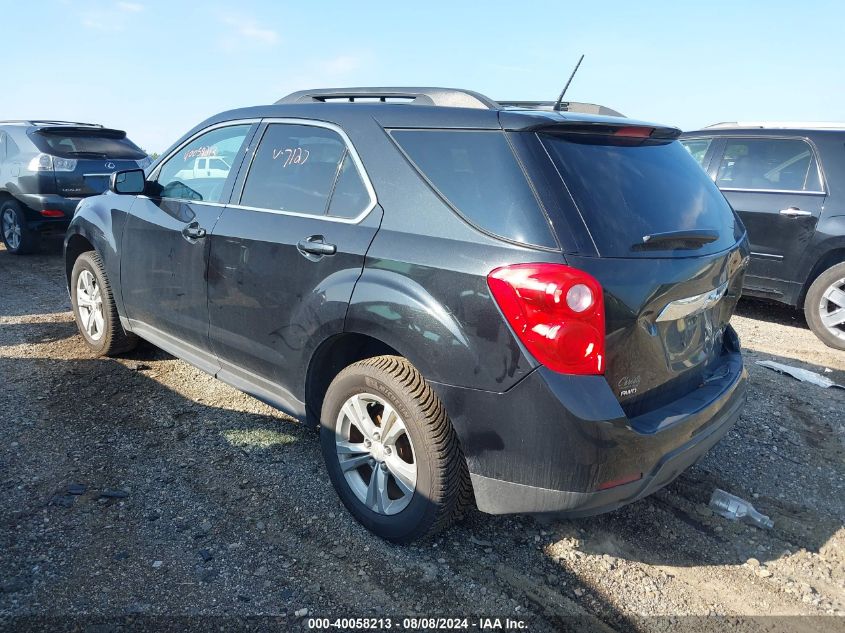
[135,195,227,207]
[83,173,113,177]
[655,281,729,323]
[226,203,371,224]
[720,187,825,195]
[750,251,783,260]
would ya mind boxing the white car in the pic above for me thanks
[173,156,231,180]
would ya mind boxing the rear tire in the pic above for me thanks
[1,200,38,255]
[320,355,472,543]
[804,261,845,351]
[71,251,138,356]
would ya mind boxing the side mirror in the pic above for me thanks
[110,169,146,195]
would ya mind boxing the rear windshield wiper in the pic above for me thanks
[634,229,719,251]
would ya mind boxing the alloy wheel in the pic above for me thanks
[335,392,417,515]
[76,270,105,341]
[2,209,21,251]
[819,277,845,342]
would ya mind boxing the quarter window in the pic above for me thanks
[155,125,251,203]
[391,130,556,248]
[240,123,371,218]
[326,154,370,218]
[716,138,822,192]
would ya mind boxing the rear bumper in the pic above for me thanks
[16,193,78,234]
[431,333,747,516]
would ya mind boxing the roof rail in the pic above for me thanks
[704,121,845,130]
[497,100,625,117]
[0,120,103,127]
[275,88,626,117]
[276,87,500,110]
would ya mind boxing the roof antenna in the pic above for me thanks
[553,54,585,112]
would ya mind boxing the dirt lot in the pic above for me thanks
[1,243,844,632]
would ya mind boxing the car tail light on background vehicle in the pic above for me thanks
[27,153,77,172]
[487,263,605,375]
[39,209,65,217]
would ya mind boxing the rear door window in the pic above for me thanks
[240,124,347,216]
[391,129,556,248]
[540,133,742,257]
[31,129,146,159]
[715,138,823,192]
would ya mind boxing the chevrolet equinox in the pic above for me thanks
[65,88,749,542]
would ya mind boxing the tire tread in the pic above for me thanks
[72,251,138,356]
[330,355,474,541]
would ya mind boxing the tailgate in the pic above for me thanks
[568,244,748,415]
[528,125,749,414]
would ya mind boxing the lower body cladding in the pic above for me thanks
[431,340,747,517]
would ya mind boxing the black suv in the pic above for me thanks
[65,88,749,542]
[680,124,845,350]
[0,120,149,254]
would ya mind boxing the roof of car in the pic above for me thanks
[705,121,845,130]
[199,87,678,136]
[683,122,845,136]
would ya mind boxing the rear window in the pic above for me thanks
[32,129,146,159]
[540,134,742,257]
[391,130,556,248]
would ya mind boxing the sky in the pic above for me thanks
[3,0,843,153]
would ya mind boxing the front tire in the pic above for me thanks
[70,251,138,356]
[1,200,38,255]
[320,356,472,543]
[804,262,845,351]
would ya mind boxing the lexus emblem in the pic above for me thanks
[105,162,116,170]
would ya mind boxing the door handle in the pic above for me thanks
[182,222,207,240]
[779,207,812,217]
[297,235,337,258]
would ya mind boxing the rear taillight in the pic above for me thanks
[487,263,605,375]
[26,153,77,172]
[39,209,65,217]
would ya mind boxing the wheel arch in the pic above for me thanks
[798,242,845,308]
[304,332,402,428]
[64,233,96,287]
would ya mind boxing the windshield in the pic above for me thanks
[32,129,146,159]
[540,133,743,257]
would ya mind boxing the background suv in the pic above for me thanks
[681,123,845,350]
[0,120,150,254]
[65,88,748,542]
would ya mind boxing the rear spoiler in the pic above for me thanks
[34,127,127,138]
[536,122,682,140]
[499,111,681,140]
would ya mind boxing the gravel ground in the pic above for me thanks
[1,244,843,632]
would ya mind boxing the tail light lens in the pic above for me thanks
[39,209,65,217]
[487,263,605,375]
[26,154,77,172]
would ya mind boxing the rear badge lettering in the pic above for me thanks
[618,375,641,397]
